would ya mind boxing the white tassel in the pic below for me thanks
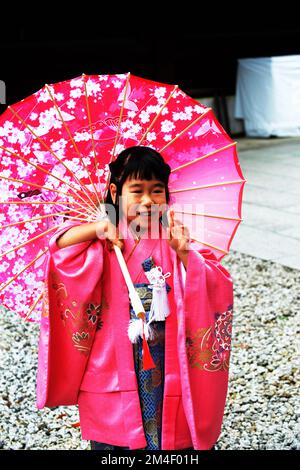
[128,318,144,343]
[151,284,170,321]
[144,267,171,323]
[127,318,155,343]
[143,321,155,341]
[128,266,171,344]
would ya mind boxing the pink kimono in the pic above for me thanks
[36,218,234,450]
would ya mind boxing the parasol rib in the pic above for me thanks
[0,210,93,230]
[0,144,96,211]
[102,72,131,201]
[0,223,66,259]
[190,237,229,254]
[82,74,103,206]
[172,209,242,222]
[7,106,95,210]
[0,202,95,227]
[24,290,44,321]
[0,202,101,221]
[0,174,97,219]
[138,85,179,145]
[0,200,90,205]
[170,179,246,193]
[128,80,163,123]
[111,72,131,159]
[170,142,237,173]
[0,247,49,294]
[44,84,100,212]
[159,107,212,152]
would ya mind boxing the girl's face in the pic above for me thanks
[110,177,168,235]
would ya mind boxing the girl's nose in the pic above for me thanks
[141,193,153,206]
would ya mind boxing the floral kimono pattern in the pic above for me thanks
[37,219,234,450]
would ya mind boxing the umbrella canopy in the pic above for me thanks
[0,73,246,322]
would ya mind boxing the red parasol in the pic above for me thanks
[0,73,246,322]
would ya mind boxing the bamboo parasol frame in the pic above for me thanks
[0,72,245,321]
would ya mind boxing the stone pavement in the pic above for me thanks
[230,136,300,270]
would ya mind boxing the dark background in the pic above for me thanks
[1,8,300,131]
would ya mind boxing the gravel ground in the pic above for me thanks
[0,250,299,450]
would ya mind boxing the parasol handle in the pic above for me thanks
[113,244,145,316]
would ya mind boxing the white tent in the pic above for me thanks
[235,55,300,137]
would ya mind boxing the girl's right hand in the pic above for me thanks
[56,220,124,250]
[98,220,124,252]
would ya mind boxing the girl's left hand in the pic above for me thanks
[166,209,190,254]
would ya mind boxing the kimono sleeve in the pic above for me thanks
[36,221,105,409]
[184,249,233,364]
[185,247,233,314]
[175,246,234,449]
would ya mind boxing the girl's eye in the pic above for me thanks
[130,189,164,194]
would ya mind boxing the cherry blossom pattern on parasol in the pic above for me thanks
[0,73,246,322]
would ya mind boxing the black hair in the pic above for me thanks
[104,146,171,226]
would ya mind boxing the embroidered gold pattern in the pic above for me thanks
[50,271,103,356]
[185,305,233,372]
[72,331,90,354]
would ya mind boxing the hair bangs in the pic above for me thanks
[123,153,167,183]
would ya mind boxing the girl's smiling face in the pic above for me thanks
[110,177,168,235]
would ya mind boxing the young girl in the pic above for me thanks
[36,146,234,451]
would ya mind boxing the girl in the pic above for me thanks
[36,146,234,451]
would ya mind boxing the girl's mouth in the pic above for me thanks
[138,212,151,216]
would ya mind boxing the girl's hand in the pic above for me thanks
[166,209,190,259]
[102,220,125,252]
[56,219,125,250]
